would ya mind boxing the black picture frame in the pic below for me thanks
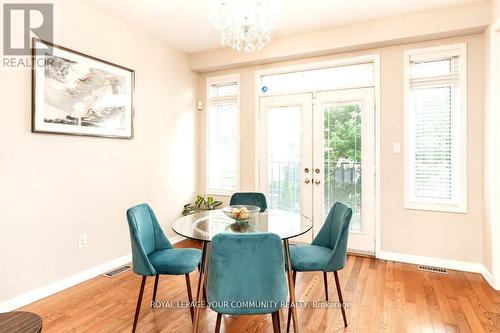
[32,38,135,139]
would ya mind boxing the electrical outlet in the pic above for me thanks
[78,234,87,249]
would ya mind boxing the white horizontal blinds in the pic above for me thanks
[210,82,238,98]
[407,46,465,210]
[207,78,239,193]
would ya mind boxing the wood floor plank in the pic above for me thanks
[423,283,447,332]
[432,276,457,325]
[401,302,420,333]
[465,273,497,313]
[457,296,485,333]
[17,240,500,333]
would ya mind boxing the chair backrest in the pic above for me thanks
[312,202,352,270]
[207,233,288,315]
[229,192,268,212]
[126,203,172,276]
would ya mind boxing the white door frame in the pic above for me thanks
[254,54,381,256]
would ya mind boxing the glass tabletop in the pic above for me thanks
[172,209,312,242]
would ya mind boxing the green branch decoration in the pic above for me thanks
[182,195,223,216]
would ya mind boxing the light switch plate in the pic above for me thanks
[393,142,401,154]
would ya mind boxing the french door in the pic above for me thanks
[258,94,313,243]
[259,88,375,254]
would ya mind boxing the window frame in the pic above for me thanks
[403,43,468,213]
[205,73,240,196]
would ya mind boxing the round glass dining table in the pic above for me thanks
[172,209,311,333]
[172,208,312,241]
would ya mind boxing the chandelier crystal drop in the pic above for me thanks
[209,0,282,52]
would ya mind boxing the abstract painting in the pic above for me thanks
[32,38,134,138]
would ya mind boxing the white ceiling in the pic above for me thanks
[82,0,485,54]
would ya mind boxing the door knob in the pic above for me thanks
[315,168,320,174]
[304,168,310,173]
[305,178,311,184]
[314,179,321,185]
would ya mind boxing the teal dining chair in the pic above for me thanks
[126,203,202,333]
[207,233,288,333]
[229,192,268,212]
[287,202,352,330]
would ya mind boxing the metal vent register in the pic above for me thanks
[102,265,131,277]
[417,265,448,274]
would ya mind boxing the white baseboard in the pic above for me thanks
[0,235,189,312]
[377,250,484,272]
[479,266,499,290]
[377,250,499,290]
[0,253,132,312]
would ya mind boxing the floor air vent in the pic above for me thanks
[417,265,448,274]
[102,264,131,277]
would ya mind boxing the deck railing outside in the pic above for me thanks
[267,160,362,230]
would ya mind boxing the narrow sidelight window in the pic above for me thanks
[404,44,467,213]
[206,74,240,195]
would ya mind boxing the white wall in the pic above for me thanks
[493,29,500,290]
[0,0,198,304]
[483,0,500,288]
[483,0,500,289]
[483,28,494,285]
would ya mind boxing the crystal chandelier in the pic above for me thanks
[209,0,282,52]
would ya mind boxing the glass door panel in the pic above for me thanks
[267,106,301,213]
[323,102,362,231]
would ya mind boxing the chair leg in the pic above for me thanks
[198,264,207,303]
[323,272,329,301]
[272,311,281,333]
[214,313,222,333]
[203,285,208,304]
[334,271,348,327]
[132,276,147,333]
[286,271,297,333]
[276,310,281,333]
[152,274,159,304]
[185,273,194,322]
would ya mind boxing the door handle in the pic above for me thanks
[314,179,321,185]
[315,168,320,174]
[304,168,310,173]
[305,178,311,184]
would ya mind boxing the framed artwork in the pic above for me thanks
[32,38,134,138]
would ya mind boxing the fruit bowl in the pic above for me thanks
[222,205,260,221]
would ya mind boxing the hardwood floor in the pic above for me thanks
[21,240,500,332]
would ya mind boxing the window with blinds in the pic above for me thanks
[404,44,467,213]
[206,74,240,194]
